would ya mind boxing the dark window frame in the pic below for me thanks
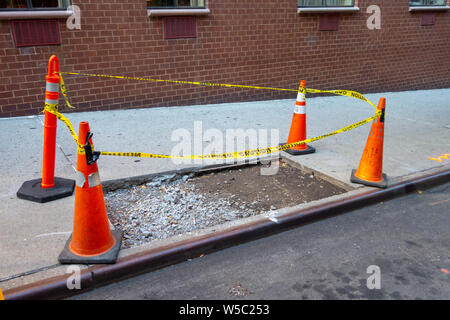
[298,0,355,7]
[409,0,447,6]
[147,0,206,9]
[0,0,71,10]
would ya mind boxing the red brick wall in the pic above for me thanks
[0,0,449,117]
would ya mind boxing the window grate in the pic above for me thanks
[11,19,61,47]
[421,13,436,25]
[164,16,196,39]
[318,14,339,31]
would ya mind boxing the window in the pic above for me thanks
[147,0,205,8]
[409,0,446,6]
[147,0,209,17]
[0,0,71,9]
[298,0,354,6]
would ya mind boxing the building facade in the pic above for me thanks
[0,0,449,117]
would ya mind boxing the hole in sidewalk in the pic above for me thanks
[105,159,347,248]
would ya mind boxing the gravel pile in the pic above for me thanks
[105,173,261,248]
[106,161,346,248]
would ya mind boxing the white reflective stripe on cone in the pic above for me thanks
[76,171,86,188]
[76,171,101,188]
[46,81,59,93]
[45,98,59,105]
[294,105,306,114]
[87,172,101,188]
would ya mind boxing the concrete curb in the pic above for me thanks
[4,168,449,300]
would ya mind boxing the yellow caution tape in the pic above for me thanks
[44,71,381,160]
[44,103,84,153]
[307,88,377,109]
[44,103,381,160]
[59,74,76,109]
[98,113,381,160]
[60,71,378,109]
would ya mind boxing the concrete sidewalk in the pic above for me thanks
[0,88,449,292]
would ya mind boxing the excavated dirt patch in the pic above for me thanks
[106,160,346,248]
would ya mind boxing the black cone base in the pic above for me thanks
[350,169,388,189]
[281,143,316,156]
[58,230,123,265]
[17,177,75,203]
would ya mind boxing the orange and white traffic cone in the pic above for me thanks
[58,121,122,264]
[350,97,388,188]
[283,80,315,155]
[17,55,75,203]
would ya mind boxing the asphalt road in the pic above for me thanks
[71,182,450,300]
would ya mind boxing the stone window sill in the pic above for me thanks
[297,7,360,14]
[409,6,450,12]
[0,9,72,20]
[148,8,210,17]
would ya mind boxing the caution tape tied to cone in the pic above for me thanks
[44,72,382,160]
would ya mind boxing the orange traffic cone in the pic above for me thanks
[350,97,388,188]
[58,121,122,264]
[17,55,75,203]
[283,80,315,155]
